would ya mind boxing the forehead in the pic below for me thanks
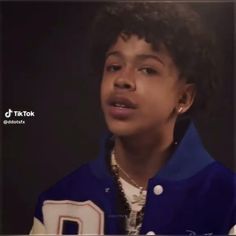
[106,34,175,65]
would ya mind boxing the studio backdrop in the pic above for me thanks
[1,1,235,234]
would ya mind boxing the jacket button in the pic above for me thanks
[146,231,156,235]
[153,185,163,195]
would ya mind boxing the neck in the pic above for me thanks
[113,123,176,189]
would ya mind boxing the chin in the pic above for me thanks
[106,120,138,137]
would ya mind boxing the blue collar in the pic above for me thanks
[89,119,214,182]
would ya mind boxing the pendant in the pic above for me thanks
[131,193,146,206]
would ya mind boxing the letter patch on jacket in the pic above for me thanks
[42,200,104,234]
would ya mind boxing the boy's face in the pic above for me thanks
[101,34,185,137]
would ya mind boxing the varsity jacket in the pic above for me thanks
[30,120,236,235]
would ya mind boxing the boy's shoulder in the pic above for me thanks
[38,162,98,201]
[181,160,235,212]
[39,158,235,199]
[204,161,236,190]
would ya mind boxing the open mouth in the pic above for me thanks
[108,96,137,109]
[106,95,137,119]
[111,102,133,109]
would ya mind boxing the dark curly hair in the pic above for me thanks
[89,2,218,115]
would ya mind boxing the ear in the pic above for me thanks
[177,83,196,114]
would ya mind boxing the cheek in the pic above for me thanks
[100,77,112,104]
[138,82,178,114]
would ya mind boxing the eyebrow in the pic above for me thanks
[105,51,164,65]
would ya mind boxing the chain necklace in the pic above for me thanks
[111,150,146,235]
[112,150,145,194]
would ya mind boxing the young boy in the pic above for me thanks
[30,2,235,235]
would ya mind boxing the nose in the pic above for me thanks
[114,68,136,91]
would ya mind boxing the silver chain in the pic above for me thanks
[111,150,144,194]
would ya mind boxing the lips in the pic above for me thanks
[108,96,138,109]
[106,95,138,119]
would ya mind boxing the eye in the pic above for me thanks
[139,67,158,76]
[105,64,122,72]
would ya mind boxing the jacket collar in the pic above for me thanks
[89,119,214,182]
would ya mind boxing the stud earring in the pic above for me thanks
[178,107,183,113]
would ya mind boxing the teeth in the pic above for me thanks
[114,103,126,108]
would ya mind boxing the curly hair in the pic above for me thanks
[89,2,218,114]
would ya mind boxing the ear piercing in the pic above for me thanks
[178,107,183,114]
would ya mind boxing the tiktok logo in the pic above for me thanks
[5,109,13,118]
[3,108,35,125]
[4,109,35,118]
